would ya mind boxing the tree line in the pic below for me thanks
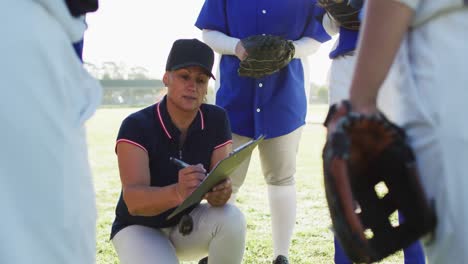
[84,61,151,80]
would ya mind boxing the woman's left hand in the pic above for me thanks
[204,178,232,207]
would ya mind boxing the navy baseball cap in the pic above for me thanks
[165,39,215,79]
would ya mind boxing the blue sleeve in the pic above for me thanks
[195,0,228,33]
[303,3,332,43]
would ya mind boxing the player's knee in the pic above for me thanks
[265,174,295,186]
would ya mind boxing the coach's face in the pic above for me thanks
[164,66,208,113]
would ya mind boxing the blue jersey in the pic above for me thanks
[329,28,359,59]
[196,0,330,139]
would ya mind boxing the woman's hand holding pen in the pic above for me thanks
[170,157,232,206]
[204,178,232,207]
[176,164,206,200]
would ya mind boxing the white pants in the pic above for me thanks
[229,127,303,193]
[390,11,468,263]
[0,1,101,263]
[112,203,246,264]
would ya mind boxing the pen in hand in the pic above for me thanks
[170,157,207,187]
[171,157,208,200]
[170,157,190,169]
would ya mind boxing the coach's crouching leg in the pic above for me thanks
[207,204,246,263]
[174,203,246,264]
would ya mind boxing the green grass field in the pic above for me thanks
[86,105,404,264]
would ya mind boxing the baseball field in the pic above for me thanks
[87,104,404,263]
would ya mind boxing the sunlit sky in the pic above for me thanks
[83,0,336,85]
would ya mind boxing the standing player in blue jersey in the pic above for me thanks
[195,1,330,263]
[320,3,425,264]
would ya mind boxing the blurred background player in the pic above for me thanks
[348,0,468,262]
[0,0,101,263]
[320,1,425,263]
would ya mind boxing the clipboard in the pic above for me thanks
[167,135,265,220]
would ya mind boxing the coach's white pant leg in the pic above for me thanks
[112,225,179,264]
[170,204,246,264]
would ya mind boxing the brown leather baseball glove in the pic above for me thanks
[238,34,295,79]
[322,101,437,263]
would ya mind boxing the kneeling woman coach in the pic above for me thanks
[110,39,246,264]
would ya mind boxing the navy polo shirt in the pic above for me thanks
[195,0,331,139]
[110,96,232,239]
[329,28,359,59]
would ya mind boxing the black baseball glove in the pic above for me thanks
[238,35,295,79]
[322,101,437,263]
[318,0,361,30]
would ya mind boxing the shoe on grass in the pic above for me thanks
[272,255,289,264]
[198,256,208,264]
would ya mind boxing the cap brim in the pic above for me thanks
[170,63,216,80]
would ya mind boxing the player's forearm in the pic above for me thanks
[123,184,182,216]
[202,29,239,55]
[349,0,413,113]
